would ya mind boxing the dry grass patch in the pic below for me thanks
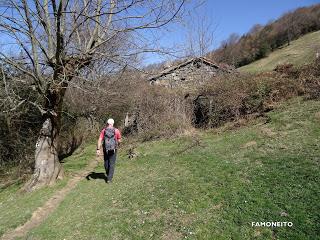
[242,141,257,148]
[160,229,183,240]
[260,127,277,137]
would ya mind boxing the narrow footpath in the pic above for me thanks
[1,159,98,240]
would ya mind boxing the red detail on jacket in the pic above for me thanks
[99,127,121,141]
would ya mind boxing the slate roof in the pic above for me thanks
[148,57,231,82]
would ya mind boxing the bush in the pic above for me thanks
[134,85,192,141]
[298,59,320,99]
[193,61,319,128]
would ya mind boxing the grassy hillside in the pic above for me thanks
[239,31,320,73]
[1,97,316,239]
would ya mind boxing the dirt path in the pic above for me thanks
[1,158,99,240]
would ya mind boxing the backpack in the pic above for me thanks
[103,127,117,152]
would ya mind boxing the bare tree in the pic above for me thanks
[212,33,240,65]
[184,13,215,57]
[0,0,186,191]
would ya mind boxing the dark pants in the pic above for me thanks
[103,150,117,181]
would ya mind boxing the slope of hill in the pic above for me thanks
[1,97,319,239]
[238,31,320,73]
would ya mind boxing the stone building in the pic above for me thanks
[148,57,233,88]
[123,57,234,133]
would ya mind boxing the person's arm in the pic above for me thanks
[116,129,122,146]
[96,129,104,156]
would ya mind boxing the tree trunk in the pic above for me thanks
[23,87,66,191]
[287,29,291,46]
[23,117,63,191]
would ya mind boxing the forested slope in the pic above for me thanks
[239,31,320,72]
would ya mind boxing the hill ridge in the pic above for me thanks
[239,30,320,72]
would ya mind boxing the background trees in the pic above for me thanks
[210,4,320,67]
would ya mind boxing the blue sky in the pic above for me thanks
[143,0,320,65]
[1,0,318,66]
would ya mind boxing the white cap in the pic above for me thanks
[107,118,114,125]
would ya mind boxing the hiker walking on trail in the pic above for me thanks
[96,118,121,183]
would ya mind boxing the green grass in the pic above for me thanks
[0,180,67,237]
[239,31,320,73]
[19,97,320,239]
[62,143,97,174]
[0,144,96,237]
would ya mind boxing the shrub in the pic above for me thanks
[134,85,192,141]
[193,62,316,128]
[298,59,320,99]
